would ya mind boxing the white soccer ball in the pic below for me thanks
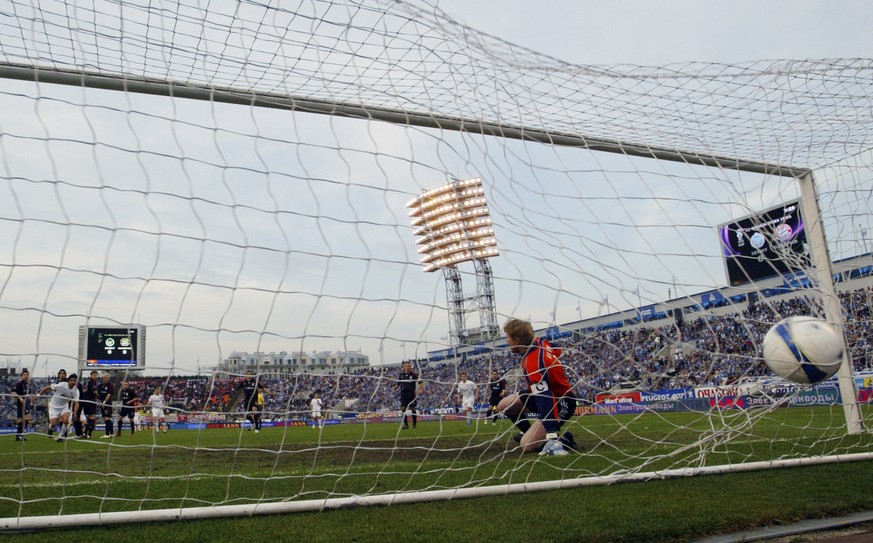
[762,316,845,384]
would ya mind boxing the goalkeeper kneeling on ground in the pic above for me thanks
[500,318,577,456]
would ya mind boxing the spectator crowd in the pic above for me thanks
[3,287,871,427]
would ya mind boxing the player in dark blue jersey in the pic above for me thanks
[239,371,269,433]
[80,370,100,439]
[398,362,419,429]
[12,369,31,441]
[115,381,138,437]
[71,378,85,437]
[484,370,507,425]
[97,373,115,438]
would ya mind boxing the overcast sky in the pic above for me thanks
[0,0,870,376]
[436,1,873,65]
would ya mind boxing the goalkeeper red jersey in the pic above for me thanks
[522,337,572,397]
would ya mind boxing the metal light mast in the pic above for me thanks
[407,178,499,351]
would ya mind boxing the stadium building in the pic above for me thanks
[218,350,370,376]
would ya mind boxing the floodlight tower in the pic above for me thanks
[407,178,500,350]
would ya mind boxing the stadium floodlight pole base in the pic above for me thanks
[4,452,873,532]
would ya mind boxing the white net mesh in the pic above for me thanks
[3,1,872,167]
[0,0,871,530]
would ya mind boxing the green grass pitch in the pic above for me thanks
[2,406,873,541]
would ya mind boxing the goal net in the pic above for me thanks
[1,0,872,530]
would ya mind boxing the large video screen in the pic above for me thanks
[719,200,810,286]
[79,325,146,368]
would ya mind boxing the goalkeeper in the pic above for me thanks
[499,318,576,456]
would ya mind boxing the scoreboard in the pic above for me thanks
[78,325,146,369]
[719,200,810,287]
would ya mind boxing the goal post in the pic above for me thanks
[797,172,864,434]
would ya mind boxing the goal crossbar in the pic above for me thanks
[0,62,809,179]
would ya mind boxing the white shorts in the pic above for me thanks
[49,405,71,420]
[152,408,165,418]
[311,412,322,419]
[461,399,474,410]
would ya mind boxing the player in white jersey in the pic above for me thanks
[310,391,324,429]
[47,369,67,437]
[455,372,479,427]
[145,387,168,433]
[38,374,80,442]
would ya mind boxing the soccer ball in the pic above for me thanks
[762,316,845,384]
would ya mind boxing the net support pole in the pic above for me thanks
[797,172,865,434]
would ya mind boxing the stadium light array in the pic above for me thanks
[407,178,499,272]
